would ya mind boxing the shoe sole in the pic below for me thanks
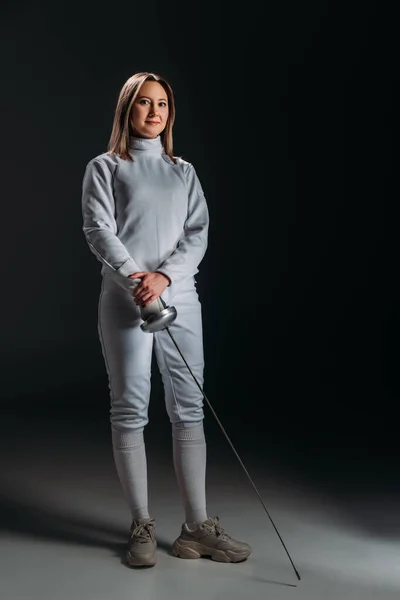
[126,550,157,568]
[172,539,251,563]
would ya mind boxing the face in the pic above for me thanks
[131,80,169,139]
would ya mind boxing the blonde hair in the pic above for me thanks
[107,72,177,163]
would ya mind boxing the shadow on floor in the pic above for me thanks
[0,489,175,562]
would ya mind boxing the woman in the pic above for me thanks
[81,71,251,567]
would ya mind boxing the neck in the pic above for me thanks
[128,134,163,155]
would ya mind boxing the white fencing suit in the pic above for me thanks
[81,135,209,433]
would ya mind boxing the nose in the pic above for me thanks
[148,104,160,117]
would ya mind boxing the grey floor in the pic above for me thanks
[0,415,398,600]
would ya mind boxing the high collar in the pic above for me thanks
[128,135,163,155]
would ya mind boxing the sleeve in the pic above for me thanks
[155,162,209,296]
[81,157,142,289]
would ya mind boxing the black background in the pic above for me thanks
[1,1,398,470]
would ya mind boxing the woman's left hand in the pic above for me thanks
[129,271,171,307]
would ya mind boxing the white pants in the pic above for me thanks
[97,273,205,433]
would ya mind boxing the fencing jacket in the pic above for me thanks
[81,135,209,302]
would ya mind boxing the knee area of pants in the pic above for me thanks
[173,419,204,429]
[110,411,148,433]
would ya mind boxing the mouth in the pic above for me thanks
[146,121,160,125]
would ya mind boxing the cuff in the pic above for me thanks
[116,257,141,278]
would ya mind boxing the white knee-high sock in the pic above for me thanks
[172,423,208,526]
[111,427,150,522]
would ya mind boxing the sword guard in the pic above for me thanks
[140,305,177,333]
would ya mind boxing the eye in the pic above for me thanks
[159,101,167,107]
[139,99,150,105]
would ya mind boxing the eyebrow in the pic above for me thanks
[137,95,168,102]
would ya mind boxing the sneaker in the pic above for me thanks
[126,517,157,567]
[172,516,252,563]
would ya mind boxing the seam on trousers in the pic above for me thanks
[155,331,183,421]
[97,278,115,409]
